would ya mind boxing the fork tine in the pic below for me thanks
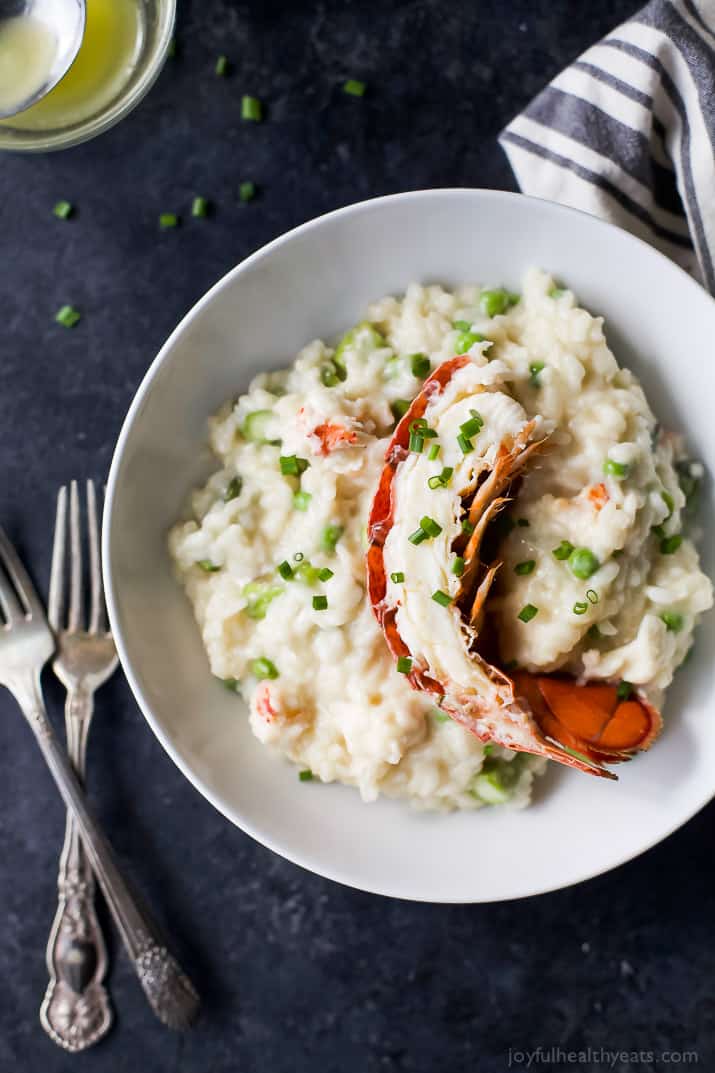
[0,526,44,621]
[87,480,105,635]
[48,486,67,632]
[68,479,83,631]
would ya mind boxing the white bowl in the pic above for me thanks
[104,189,715,903]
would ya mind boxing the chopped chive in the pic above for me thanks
[616,680,633,700]
[343,79,366,97]
[396,656,412,674]
[318,567,334,582]
[390,571,405,584]
[312,594,328,611]
[409,417,427,430]
[461,518,475,536]
[661,611,684,632]
[529,361,545,387]
[410,353,431,378]
[552,540,574,561]
[296,561,320,585]
[515,560,535,576]
[293,490,312,511]
[53,200,73,219]
[197,559,220,572]
[660,534,683,555]
[518,603,538,623]
[222,677,240,692]
[321,524,344,553]
[432,589,452,607]
[408,432,424,453]
[452,320,472,331]
[391,399,411,421]
[159,213,179,229]
[242,95,262,121]
[239,181,256,203]
[460,415,483,438]
[427,475,443,490]
[457,433,474,454]
[568,547,600,579]
[280,454,310,477]
[55,305,81,328]
[420,515,442,538]
[549,286,565,299]
[586,589,599,604]
[224,476,242,502]
[428,443,441,461]
[277,560,294,580]
[573,601,588,615]
[517,518,530,527]
[242,409,279,444]
[603,458,630,478]
[427,467,453,490]
[293,552,304,562]
[192,196,209,218]
[408,527,427,545]
[451,556,465,577]
[661,490,675,516]
[215,55,230,76]
[299,769,314,781]
[251,657,279,680]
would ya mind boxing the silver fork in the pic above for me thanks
[40,481,117,1050]
[0,517,200,1045]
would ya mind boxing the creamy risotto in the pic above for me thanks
[169,269,712,808]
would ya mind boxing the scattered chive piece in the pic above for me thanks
[251,657,279,680]
[318,567,334,581]
[277,560,294,580]
[428,443,441,461]
[529,361,545,387]
[453,320,472,331]
[159,213,179,229]
[460,415,483,438]
[390,571,405,584]
[410,353,431,378]
[573,601,588,615]
[408,432,424,453]
[661,490,675,516]
[409,417,427,431]
[222,677,240,692]
[427,467,453,490]
[321,524,344,553]
[420,515,442,538]
[396,656,412,674]
[616,680,633,700]
[549,285,565,298]
[296,561,320,585]
[457,433,474,454]
[432,589,452,607]
[239,181,256,203]
[343,79,366,97]
[197,559,220,572]
[408,527,427,545]
[652,524,666,540]
[55,305,81,328]
[224,476,243,502]
[518,603,538,623]
[215,55,229,76]
[517,518,530,527]
[293,490,312,511]
[461,518,475,536]
[552,540,574,560]
[586,589,599,604]
[242,409,279,444]
[293,552,304,562]
[660,534,683,555]
[391,399,411,421]
[53,200,73,219]
[279,454,310,477]
[451,556,465,577]
[661,611,684,632]
[427,475,443,490]
[312,594,328,611]
[515,560,535,576]
[192,196,209,218]
[242,95,262,121]
[299,769,313,781]
[603,458,630,478]
[568,547,600,579]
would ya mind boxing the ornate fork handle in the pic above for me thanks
[41,689,112,1051]
[19,674,200,1030]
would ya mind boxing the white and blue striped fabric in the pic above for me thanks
[499,0,715,293]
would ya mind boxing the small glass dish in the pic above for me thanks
[0,0,175,152]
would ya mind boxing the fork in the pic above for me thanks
[40,481,117,1050]
[0,518,200,1043]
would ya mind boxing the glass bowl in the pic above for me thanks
[0,0,175,152]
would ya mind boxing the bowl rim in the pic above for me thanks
[103,187,715,902]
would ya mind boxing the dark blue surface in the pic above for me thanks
[2,2,713,1071]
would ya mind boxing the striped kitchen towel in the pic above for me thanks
[499,0,715,294]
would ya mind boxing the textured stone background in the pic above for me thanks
[2,2,713,1071]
